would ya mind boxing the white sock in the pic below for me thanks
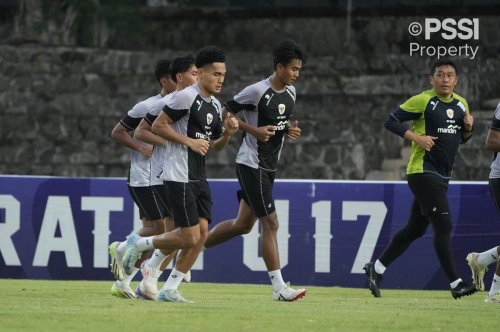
[146,250,167,269]
[375,260,386,274]
[488,274,500,298]
[121,267,139,285]
[450,278,462,289]
[162,268,185,291]
[117,241,127,256]
[477,247,499,266]
[268,269,286,292]
[136,236,155,251]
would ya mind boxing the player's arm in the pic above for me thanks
[486,129,500,152]
[225,86,276,142]
[152,111,209,156]
[385,107,437,152]
[461,111,474,144]
[286,120,301,141]
[486,107,500,151]
[228,110,275,143]
[134,115,167,146]
[211,116,239,151]
[111,119,153,158]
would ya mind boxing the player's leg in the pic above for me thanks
[414,174,475,298]
[110,186,158,298]
[110,217,151,299]
[236,165,305,301]
[204,198,256,248]
[157,180,212,303]
[136,185,178,299]
[123,182,202,274]
[204,164,259,249]
[157,221,205,303]
[364,198,429,298]
[483,248,500,302]
[159,216,177,271]
[470,178,500,297]
[466,248,494,292]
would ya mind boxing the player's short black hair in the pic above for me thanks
[155,59,171,85]
[195,45,225,69]
[273,39,307,70]
[169,54,196,83]
[430,59,458,75]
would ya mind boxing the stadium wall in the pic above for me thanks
[1,13,499,180]
[1,175,498,290]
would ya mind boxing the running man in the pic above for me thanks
[122,45,239,303]
[466,101,500,303]
[364,59,476,299]
[203,39,307,301]
[133,53,198,300]
[108,59,176,298]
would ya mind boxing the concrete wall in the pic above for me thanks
[1,13,499,180]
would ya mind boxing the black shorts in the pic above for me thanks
[407,173,449,215]
[236,163,276,218]
[164,180,212,228]
[128,185,171,221]
[489,178,500,214]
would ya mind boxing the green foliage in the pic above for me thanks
[22,0,146,47]
[38,0,97,46]
[98,0,147,48]
[0,279,497,332]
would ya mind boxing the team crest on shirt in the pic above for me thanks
[446,109,454,119]
[278,104,286,115]
[207,113,213,125]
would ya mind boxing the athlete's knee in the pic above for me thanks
[181,231,201,248]
[137,225,155,237]
[199,227,209,244]
[235,217,256,234]
[260,214,279,233]
[430,214,453,235]
[413,226,428,239]
[153,220,166,235]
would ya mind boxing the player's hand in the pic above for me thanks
[463,112,474,132]
[188,138,210,156]
[417,135,438,152]
[140,145,154,158]
[224,117,239,136]
[254,125,276,142]
[287,120,301,141]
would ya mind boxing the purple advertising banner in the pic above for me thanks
[0,175,499,290]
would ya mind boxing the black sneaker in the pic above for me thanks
[364,262,382,298]
[451,281,477,299]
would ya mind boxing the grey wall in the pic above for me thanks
[1,13,499,180]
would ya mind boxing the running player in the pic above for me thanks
[466,101,500,303]
[108,59,176,298]
[122,45,239,303]
[364,59,476,299]
[133,54,198,300]
[203,39,307,302]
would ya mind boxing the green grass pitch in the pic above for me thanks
[0,279,497,332]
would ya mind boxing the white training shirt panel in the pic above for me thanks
[160,84,223,183]
[227,78,296,171]
[146,92,178,186]
[489,102,500,178]
[122,94,161,187]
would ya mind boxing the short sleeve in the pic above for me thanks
[491,102,500,131]
[163,89,193,122]
[225,83,261,114]
[399,93,428,114]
